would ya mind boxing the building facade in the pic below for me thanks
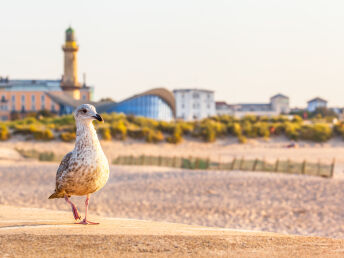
[97,88,175,121]
[307,97,327,112]
[216,94,290,118]
[0,27,92,120]
[173,89,215,120]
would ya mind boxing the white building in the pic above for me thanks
[173,89,215,120]
[307,97,327,112]
[216,94,290,118]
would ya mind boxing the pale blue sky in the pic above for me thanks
[0,0,343,107]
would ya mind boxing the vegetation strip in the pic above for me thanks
[0,113,343,143]
[112,155,334,178]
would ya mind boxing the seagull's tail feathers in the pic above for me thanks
[48,191,64,199]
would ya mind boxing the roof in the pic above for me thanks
[45,92,95,108]
[271,93,289,99]
[121,88,176,116]
[66,27,74,33]
[173,88,214,94]
[0,79,61,91]
[307,97,327,104]
[236,104,272,112]
[96,88,176,116]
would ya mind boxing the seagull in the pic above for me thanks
[49,104,109,225]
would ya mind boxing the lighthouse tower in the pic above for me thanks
[61,27,81,99]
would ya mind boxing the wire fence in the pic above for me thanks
[113,155,335,178]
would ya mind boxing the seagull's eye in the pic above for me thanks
[82,109,87,114]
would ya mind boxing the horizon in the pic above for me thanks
[1,0,343,107]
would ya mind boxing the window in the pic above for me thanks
[11,95,15,102]
[41,95,45,109]
[21,95,25,103]
[82,95,86,100]
[192,92,200,99]
[182,104,185,109]
[31,95,35,102]
[1,95,5,102]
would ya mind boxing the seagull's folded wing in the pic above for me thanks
[56,152,73,181]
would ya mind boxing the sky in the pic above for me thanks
[0,0,343,107]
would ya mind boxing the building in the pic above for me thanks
[96,88,175,121]
[173,89,215,120]
[0,27,93,120]
[307,97,327,112]
[216,94,290,118]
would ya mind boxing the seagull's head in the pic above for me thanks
[74,104,104,123]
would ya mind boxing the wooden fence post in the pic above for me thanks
[172,156,176,167]
[231,157,236,170]
[317,159,321,176]
[129,155,134,165]
[158,156,162,166]
[239,157,244,170]
[287,159,291,173]
[301,160,306,175]
[218,155,222,170]
[189,156,193,169]
[330,158,335,178]
[252,158,258,171]
[275,159,279,172]
[195,158,200,169]
[206,157,210,169]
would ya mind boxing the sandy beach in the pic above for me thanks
[1,139,344,256]
[0,161,343,239]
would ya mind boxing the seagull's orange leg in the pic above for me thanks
[76,194,99,225]
[64,196,81,220]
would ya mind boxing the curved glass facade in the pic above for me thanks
[105,95,173,121]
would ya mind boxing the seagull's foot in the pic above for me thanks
[71,205,81,221]
[75,218,99,225]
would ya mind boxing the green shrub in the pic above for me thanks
[110,121,127,139]
[145,129,164,143]
[253,122,270,138]
[228,122,242,136]
[60,132,76,142]
[0,125,10,140]
[292,115,303,123]
[334,122,344,139]
[300,124,332,142]
[33,129,54,141]
[238,135,247,144]
[100,127,112,141]
[242,121,257,137]
[166,125,183,144]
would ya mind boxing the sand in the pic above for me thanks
[1,205,344,258]
[0,162,344,239]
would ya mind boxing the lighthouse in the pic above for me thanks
[61,27,81,99]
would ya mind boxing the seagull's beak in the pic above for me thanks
[93,113,104,122]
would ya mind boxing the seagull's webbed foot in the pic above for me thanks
[75,194,99,225]
[75,219,99,225]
